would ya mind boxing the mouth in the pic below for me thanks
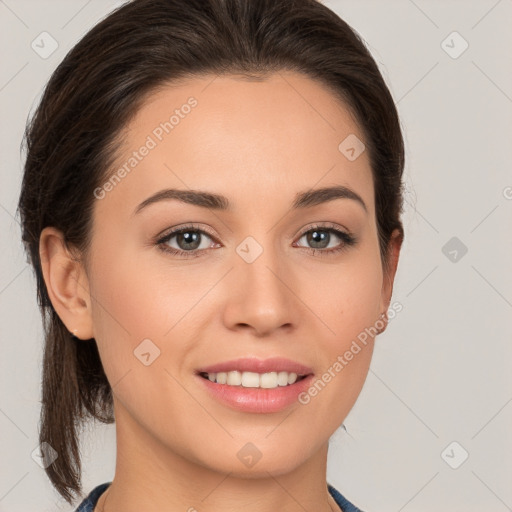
[194,357,315,412]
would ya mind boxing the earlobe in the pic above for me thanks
[39,227,94,340]
[375,311,388,335]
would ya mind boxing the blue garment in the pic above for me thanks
[74,481,364,511]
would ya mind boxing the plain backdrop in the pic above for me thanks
[1,1,511,511]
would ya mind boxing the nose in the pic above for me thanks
[221,241,300,337]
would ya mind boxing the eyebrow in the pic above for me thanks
[133,184,367,215]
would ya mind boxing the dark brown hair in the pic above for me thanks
[17,0,404,504]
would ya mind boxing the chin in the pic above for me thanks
[201,444,312,478]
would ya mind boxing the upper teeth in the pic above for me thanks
[205,371,300,388]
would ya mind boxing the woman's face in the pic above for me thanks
[82,71,400,476]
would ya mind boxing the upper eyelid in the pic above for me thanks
[297,222,350,237]
[157,223,217,241]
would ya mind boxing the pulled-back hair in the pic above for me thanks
[17,0,404,504]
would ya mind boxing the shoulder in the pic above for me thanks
[328,483,366,512]
[73,482,111,512]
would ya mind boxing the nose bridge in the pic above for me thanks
[224,233,297,335]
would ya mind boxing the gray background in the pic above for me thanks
[1,1,511,511]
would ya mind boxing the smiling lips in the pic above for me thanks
[195,357,315,413]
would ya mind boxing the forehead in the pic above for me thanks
[98,71,374,218]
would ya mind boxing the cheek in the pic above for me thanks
[296,259,382,427]
[86,254,195,436]
[297,253,383,343]
[294,249,383,415]
[88,239,175,335]
[86,246,164,375]
[86,244,216,377]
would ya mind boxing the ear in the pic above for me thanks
[378,228,403,333]
[39,226,94,340]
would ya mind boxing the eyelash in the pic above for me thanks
[155,222,357,259]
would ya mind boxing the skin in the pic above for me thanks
[40,71,402,512]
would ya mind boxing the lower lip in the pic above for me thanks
[196,373,315,413]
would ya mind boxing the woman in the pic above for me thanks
[18,0,404,510]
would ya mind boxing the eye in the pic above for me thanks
[294,224,356,256]
[156,224,219,258]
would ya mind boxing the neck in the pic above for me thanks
[97,397,340,512]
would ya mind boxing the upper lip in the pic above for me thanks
[196,357,314,376]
